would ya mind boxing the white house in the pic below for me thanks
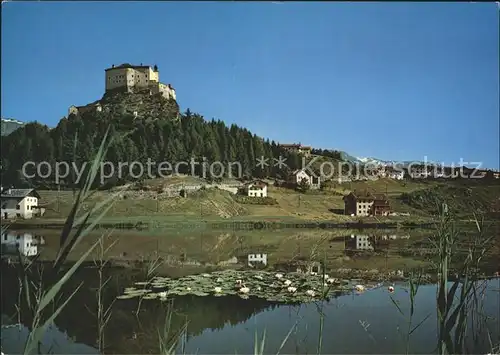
[409,166,431,179]
[248,253,268,267]
[1,188,42,219]
[290,169,320,189]
[1,232,39,257]
[388,170,405,180]
[245,180,268,197]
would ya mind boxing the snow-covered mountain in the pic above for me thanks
[339,151,434,166]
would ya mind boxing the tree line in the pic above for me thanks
[1,107,326,189]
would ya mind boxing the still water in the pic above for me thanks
[1,228,498,354]
[2,274,499,354]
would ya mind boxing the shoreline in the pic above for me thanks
[1,219,442,231]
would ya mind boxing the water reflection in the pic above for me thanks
[1,261,499,354]
[344,234,411,253]
[0,262,276,354]
[0,231,44,257]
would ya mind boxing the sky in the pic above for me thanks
[2,2,499,168]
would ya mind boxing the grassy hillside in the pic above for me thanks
[14,178,481,225]
[400,182,500,217]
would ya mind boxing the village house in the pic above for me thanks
[1,232,39,257]
[289,169,321,189]
[244,180,268,198]
[1,188,44,219]
[279,143,312,157]
[381,166,405,180]
[409,165,431,179]
[343,191,391,217]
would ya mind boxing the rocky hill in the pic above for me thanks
[71,91,180,121]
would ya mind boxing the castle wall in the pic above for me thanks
[105,65,174,100]
[151,82,176,100]
[105,68,130,91]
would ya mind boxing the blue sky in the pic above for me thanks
[2,2,499,168]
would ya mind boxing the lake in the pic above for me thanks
[1,265,499,354]
[1,228,499,354]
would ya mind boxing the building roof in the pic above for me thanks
[373,197,390,207]
[1,188,40,199]
[246,180,268,188]
[105,63,157,72]
[280,143,311,150]
[343,191,389,202]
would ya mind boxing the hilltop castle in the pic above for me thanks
[105,63,176,100]
[67,63,177,118]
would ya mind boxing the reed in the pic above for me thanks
[8,127,127,355]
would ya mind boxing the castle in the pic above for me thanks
[104,63,176,100]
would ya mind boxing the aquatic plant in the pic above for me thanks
[10,127,127,355]
[117,269,367,304]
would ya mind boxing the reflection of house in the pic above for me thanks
[345,235,374,251]
[1,188,44,219]
[279,143,312,157]
[1,232,39,257]
[274,260,322,274]
[247,253,268,267]
[244,180,268,197]
[289,169,320,189]
[343,191,390,216]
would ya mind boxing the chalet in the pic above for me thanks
[279,143,312,157]
[289,169,320,189]
[343,191,391,217]
[382,166,405,180]
[372,194,391,216]
[244,180,268,198]
[1,188,43,219]
[1,232,39,257]
[409,165,431,179]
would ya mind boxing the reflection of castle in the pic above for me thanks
[1,265,277,354]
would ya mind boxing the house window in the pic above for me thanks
[16,205,20,210]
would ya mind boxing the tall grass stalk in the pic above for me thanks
[136,252,164,317]
[432,210,493,354]
[158,299,188,355]
[11,126,128,355]
[92,231,117,353]
[389,270,431,354]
